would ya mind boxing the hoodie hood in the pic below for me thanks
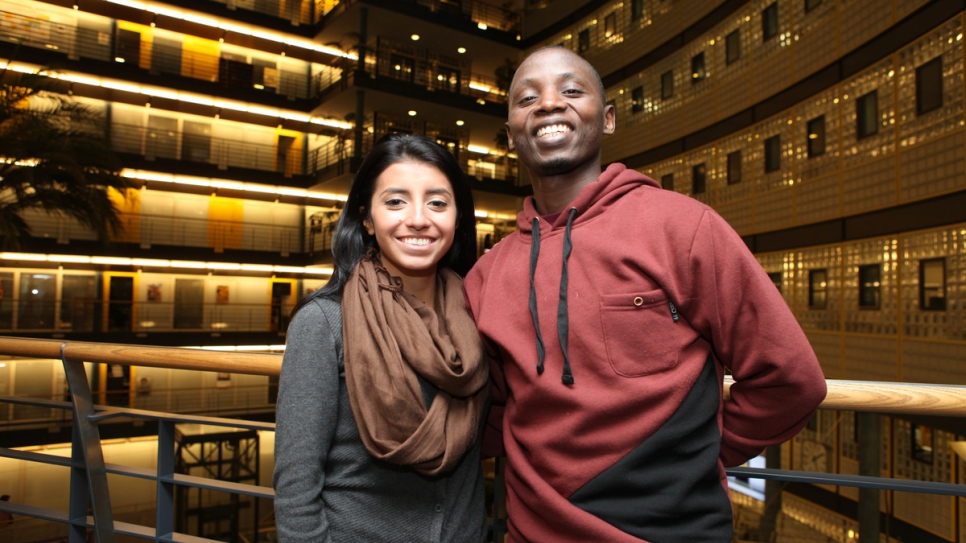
[517,163,660,233]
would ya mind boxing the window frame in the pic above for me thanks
[856,90,879,139]
[727,150,742,185]
[691,52,707,83]
[631,86,644,113]
[578,28,590,54]
[807,115,826,158]
[762,2,779,41]
[725,30,741,65]
[858,264,881,309]
[919,258,946,311]
[604,12,617,39]
[692,163,707,194]
[660,70,674,100]
[808,269,827,309]
[764,135,781,173]
[916,56,943,116]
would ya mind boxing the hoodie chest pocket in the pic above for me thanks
[599,290,682,377]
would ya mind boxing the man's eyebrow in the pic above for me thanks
[513,72,582,92]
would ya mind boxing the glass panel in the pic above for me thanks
[919,258,946,310]
[108,276,134,332]
[604,13,616,39]
[857,91,879,139]
[174,278,205,329]
[692,163,706,194]
[661,70,674,100]
[807,115,826,157]
[0,272,12,329]
[768,272,782,293]
[912,424,933,464]
[726,30,740,64]
[762,3,778,40]
[578,29,590,53]
[18,273,56,329]
[727,150,742,184]
[632,86,644,113]
[764,135,781,172]
[859,264,881,308]
[61,275,97,332]
[916,57,943,116]
[809,269,827,308]
[691,52,706,82]
[661,173,674,191]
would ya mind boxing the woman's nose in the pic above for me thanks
[405,206,430,229]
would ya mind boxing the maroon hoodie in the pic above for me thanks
[464,163,826,542]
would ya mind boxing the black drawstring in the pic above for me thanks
[558,208,577,385]
[529,217,546,375]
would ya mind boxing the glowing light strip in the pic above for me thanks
[0,61,353,130]
[1,253,333,276]
[121,169,348,202]
[102,0,355,59]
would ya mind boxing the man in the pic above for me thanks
[463,46,827,542]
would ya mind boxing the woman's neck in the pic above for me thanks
[404,274,437,308]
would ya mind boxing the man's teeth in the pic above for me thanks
[537,124,572,138]
[402,238,431,246]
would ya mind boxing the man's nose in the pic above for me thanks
[537,92,565,112]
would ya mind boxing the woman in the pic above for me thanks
[273,134,488,542]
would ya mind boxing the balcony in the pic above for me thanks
[2,337,966,542]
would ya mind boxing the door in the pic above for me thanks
[269,279,297,333]
[104,273,137,332]
[174,278,205,329]
[146,115,178,160]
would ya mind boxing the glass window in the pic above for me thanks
[725,30,741,64]
[691,52,706,83]
[661,70,674,100]
[692,163,706,194]
[18,273,56,329]
[632,86,644,113]
[768,271,782,293]
[920,258,946,311]
[809,269,827,308]
[856,90,878,139]
[604,12,617,39]
[764,135,781,172]
[805,0,822,12]
[632,0,644,21]
[578,29,590,53]
[61,275,97,332]
[762,3,779,41]
[917,56,943,116]
[661,173,674,191]
[727,150,742,184]
[0,272,13,329]
[807,115,826,158]
[912,424,933,464]
[859,264,881,309]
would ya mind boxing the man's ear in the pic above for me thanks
[505,122,515,151]
[603,103,616,135]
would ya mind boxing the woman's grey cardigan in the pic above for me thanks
[272,296,487,543]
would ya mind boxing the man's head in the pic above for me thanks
[505,46,615,180]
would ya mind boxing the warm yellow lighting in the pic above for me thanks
[47,255,92,264]
[170,261,208,269]
[458,47,466,53]
[456,120,464,126]
[408,110,417,116]
[478,23,487,30]
[92,257,133,265]
[474,211,488,218]
[241,264,274,272]
[467,145,490,154]
[274,266,307,274]
[2,252,48,261]
[131,259,171,267]
[206,262,242,271]
[411,34,420,41]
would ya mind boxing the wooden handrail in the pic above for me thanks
[3,337,966,417]
[0,337,281,377]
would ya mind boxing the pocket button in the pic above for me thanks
[633,296,644,307]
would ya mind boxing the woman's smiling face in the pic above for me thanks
[363,160,458,283]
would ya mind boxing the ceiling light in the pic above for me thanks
[408,110,417,116]
[458,47,466,53]
[456,120,464,126]
[411,34,420,41]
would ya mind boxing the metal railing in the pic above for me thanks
[2,336,966,542]
[319,0,521,33]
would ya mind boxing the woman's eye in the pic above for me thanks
[428,200,449,209]
[385,198,405,206]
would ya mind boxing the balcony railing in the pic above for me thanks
[320,0,521,34]
[2,337,966,542]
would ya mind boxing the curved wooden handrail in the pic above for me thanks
[0,336,282,376]
[3,337,966,417]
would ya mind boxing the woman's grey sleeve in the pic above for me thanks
[273,301,340,543]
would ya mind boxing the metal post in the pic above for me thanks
[858,412,882,543]
[62,343,116,543]
[156,420,176,540]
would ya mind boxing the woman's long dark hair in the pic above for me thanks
[295,133,477,312]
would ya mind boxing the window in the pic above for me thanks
[917,57,943,116]
[912,424,934,464]
[661,70,674,100]
[807,115,825,158]
[604,12,617,39]
[725,30,741,64]
[727,150,742,184]
[768,272,783,293]
[631,86,644,113]
[805,0,822,12]
[692,163,706,194]
[858,264,881,308]
[764,135,781,172]
[920,258,946,310]
[661,173,674,191]
[808,269,827,308]
[762,2,779,41]
[631,0,644,21]
[691,52,706,83]
[578,29,590,54]
[856,90,878,139]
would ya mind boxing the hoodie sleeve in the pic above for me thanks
[463,259,506,459]
[684,210,827,467]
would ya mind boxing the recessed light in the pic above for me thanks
[408,110,417,116]
[411,34,420,41]
[458,47,466,54]
[456,120,464,126]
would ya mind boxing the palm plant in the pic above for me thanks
[0,66,130,250]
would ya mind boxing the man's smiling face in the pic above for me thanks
[506,48,615,179]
